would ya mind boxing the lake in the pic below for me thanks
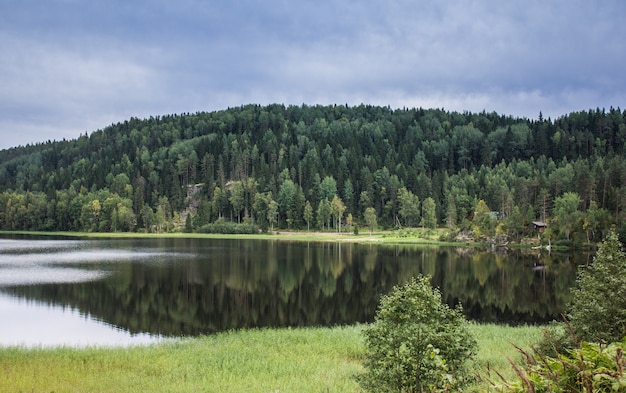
[0,236,586,346]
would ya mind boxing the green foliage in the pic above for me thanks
[473,199,494,238]
[267,199,279,231]
[398,187,420,227]
[531,322,578,359]
[359,275,477,392]
[494,338,626,392]
[198,220,258,234]
[582,200,612,244]
[228,180,245,223]
[303,200,313,230]
[553,191,582,241]
[364,207,377,235]
[277,179,298,227]
[319,175,337,203]
[421,197,437,229]
[568,231,626,343]
[494,232,626,392]
[252,191,274,230]
[330,195,346,232]
[317,199,331,230]
[0,105,624,235]
[183,213,193,233]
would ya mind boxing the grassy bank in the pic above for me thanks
[0,228,482,247]
[0,323,541,392]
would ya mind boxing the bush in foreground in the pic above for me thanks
[359,275,476,392]
[493,337,626,392]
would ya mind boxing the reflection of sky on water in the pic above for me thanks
[0,239,184,264]
[0,240,110,286]
[0,293,161,347]
[0,266,109,286]
[0,249,175,265]
[0,238,170,347]
[0,239,192,287]
[0,238,84,250]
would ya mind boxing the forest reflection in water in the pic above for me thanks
[2,238,585,337]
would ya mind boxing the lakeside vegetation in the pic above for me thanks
[0,104,624,247]
[0,227,465,246]
[0,323,542,392]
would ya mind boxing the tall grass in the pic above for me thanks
[0,323,542,392]
[469,323,543,391]
[0,326,364,393]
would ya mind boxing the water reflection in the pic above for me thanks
[1,238,584,338]
[0,293,160,347]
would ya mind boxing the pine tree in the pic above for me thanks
[568,231,626,342]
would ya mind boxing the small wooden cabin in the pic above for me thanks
[531,221,547,231]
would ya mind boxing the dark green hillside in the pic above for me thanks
[0,104,624,244]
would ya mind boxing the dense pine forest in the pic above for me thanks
[0,104,625,245]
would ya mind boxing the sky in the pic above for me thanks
[1,0,625,150]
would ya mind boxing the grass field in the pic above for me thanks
[0,323,541,392]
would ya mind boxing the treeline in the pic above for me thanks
[0,104,625,244]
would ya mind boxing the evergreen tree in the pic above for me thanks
[184,213,193,233]
[568,231,626,342]
[421,197,437,229]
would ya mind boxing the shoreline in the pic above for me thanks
[0,229,498,248]
[0,229,567,250]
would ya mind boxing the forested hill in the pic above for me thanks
[0,104,625,243]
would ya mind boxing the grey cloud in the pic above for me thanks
[0,0,625,149]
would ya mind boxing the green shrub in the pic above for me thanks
[494,338,626,392]
[553,238,574,248]
[358,275,477,392]
[531,321,578,359]
[198,221,258,234]
[568,230,626,343]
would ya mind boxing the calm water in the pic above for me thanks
[0,236,587,346]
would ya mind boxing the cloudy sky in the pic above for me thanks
[1,0,625,150]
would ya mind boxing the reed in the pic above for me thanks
[0,326,364,392]
[468,323,543,390]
